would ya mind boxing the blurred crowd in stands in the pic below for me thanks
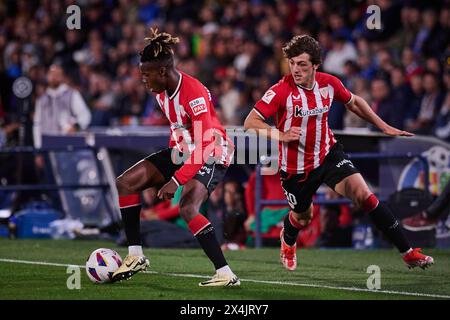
[0,0,449,246]
[0,0,449,142]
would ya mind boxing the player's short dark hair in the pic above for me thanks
[282,35,322,65]
[140,28,179,65]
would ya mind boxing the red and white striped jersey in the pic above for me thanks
[254,72,353,174]
[155,71,233,185]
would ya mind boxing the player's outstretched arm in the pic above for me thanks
[345,94,414,137]
[244,109,301,142]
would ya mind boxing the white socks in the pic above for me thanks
[217,265,233,276]
[129,245,143,256]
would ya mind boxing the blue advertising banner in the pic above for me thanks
[379,137,450,198]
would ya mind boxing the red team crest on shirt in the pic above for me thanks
[319,86,329,99]
[189,97,207,116]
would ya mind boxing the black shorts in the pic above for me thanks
[280,143,359,213]
[145,148,227,195]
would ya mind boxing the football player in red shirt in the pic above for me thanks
[245,35,433,271]
[112,29,239,286]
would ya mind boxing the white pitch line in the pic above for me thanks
[1,258,449,299]
[0,258,83,268]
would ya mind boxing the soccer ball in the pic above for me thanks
[85,248,122,284]
[426,146,450,172]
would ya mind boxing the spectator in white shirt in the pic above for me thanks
[323,34,358,77]
[33,64,91,148]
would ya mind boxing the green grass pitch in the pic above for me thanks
[0,239,449,300]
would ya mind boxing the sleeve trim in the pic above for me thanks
[172,176,181,187]
[253,108,266,120]
[345,93,355,106]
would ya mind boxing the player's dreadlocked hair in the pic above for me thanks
[140,28,180,64]
[282,35,322,66]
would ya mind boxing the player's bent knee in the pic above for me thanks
[298,213,312,227]
[179,202,200,222]
[360,193,379,213]
[292,215,312,227]
[115,176,132,195]
[115,175,143,196]
[355,190,375,209]
[291,206,313,227]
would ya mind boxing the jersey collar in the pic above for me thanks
[296,81,317,91]
[168,71,183,100]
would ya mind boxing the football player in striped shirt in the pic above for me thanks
[245,35,433,271]
[112,29,239,286]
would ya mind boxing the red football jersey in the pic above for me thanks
[254,72,353,174]
[155,71,233,185]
